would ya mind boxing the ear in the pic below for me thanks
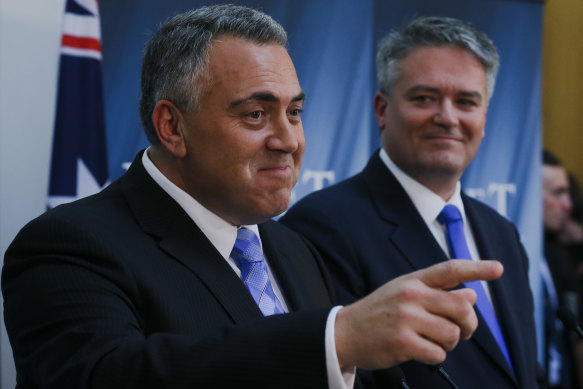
[152,100,187,158]
[373,92,388,130]
[481,104,488,139]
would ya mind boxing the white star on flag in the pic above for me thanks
[47,158,109,209]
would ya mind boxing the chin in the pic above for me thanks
[423,154,466,173]
[253,197,290,221]
[271,200,291,217]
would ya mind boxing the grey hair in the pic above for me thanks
[376,16,499,100]
[139,4,288,145]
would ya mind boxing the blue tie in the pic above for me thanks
[231,228,284,316]
[437,204,513,371]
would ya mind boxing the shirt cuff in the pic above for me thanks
[325,306,356,389]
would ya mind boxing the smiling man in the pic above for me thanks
[148,36,306,226]
[377,45,487,199]
[282,16,542,389]
[2,7,506,389]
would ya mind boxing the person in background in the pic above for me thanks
[1,5,503,389]
[282,16,542,389]
[557,172,583,275]
[542,149,583,389]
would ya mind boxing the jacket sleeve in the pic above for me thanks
[2,212,331,389]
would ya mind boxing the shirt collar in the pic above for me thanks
[378,148,467,224]
[141,148,261,260]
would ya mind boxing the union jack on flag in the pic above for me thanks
[47,0,109,209]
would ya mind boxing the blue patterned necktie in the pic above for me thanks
[437,204,513,371]
[231,228,284,316]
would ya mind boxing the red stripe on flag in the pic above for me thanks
[62,35,102,52]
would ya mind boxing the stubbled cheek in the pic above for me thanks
[293,165,301,181]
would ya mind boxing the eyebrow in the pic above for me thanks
[229,91,306,108]
[405,85,483,102]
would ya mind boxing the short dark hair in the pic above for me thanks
[543,149,563,167]
[139,5,288,145]
[376,16,499,100]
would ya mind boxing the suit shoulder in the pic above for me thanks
[8,181,129,252]
[463,195,514,225]
[463,195,523,247]
[262,220,313,249]
[287,172,367,213]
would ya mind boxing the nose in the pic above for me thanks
[433,99,459,128]
[562,193,573,212]
[267,113,301,153]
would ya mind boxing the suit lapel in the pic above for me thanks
[157,227,264,322]
[259,221,332,312]
[363,154,448,271]
[260,223,302,311]
[121,151,263,323]
[464,197,519,384]
[364,153,517,384]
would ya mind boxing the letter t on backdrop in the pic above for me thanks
[47,0,109,209]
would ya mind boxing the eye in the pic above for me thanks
[289,108,303,117]
[411,95,433,103]
[248,111,263,119]
[457,99,478,107]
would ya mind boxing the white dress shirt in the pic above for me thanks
[141,149,354,389]
[379,148,493,301]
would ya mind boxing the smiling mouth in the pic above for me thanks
[425,131,462,139]
[424,134,464,144]
[260,164,291,171]
[258,165,294,179]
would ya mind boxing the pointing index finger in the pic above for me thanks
[416,259,504,290]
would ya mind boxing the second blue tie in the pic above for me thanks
[437,204,513,371]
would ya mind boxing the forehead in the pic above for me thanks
[543,165,569,187]
[395,46,487,94]
[204,36,301,101]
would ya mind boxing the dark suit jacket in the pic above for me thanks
[2,152,338,389]
[281,151,542,389]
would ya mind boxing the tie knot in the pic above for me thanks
[231,228,263,267]
[437,204,463,225]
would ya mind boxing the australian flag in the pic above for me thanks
[47,0,108,209]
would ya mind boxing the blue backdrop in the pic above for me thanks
[100,0,544,360]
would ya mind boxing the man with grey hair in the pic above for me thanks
[283,16,542,388]
[3,7,504,388]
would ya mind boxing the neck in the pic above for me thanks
[412,171,459,201]
[147,146,188,192]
